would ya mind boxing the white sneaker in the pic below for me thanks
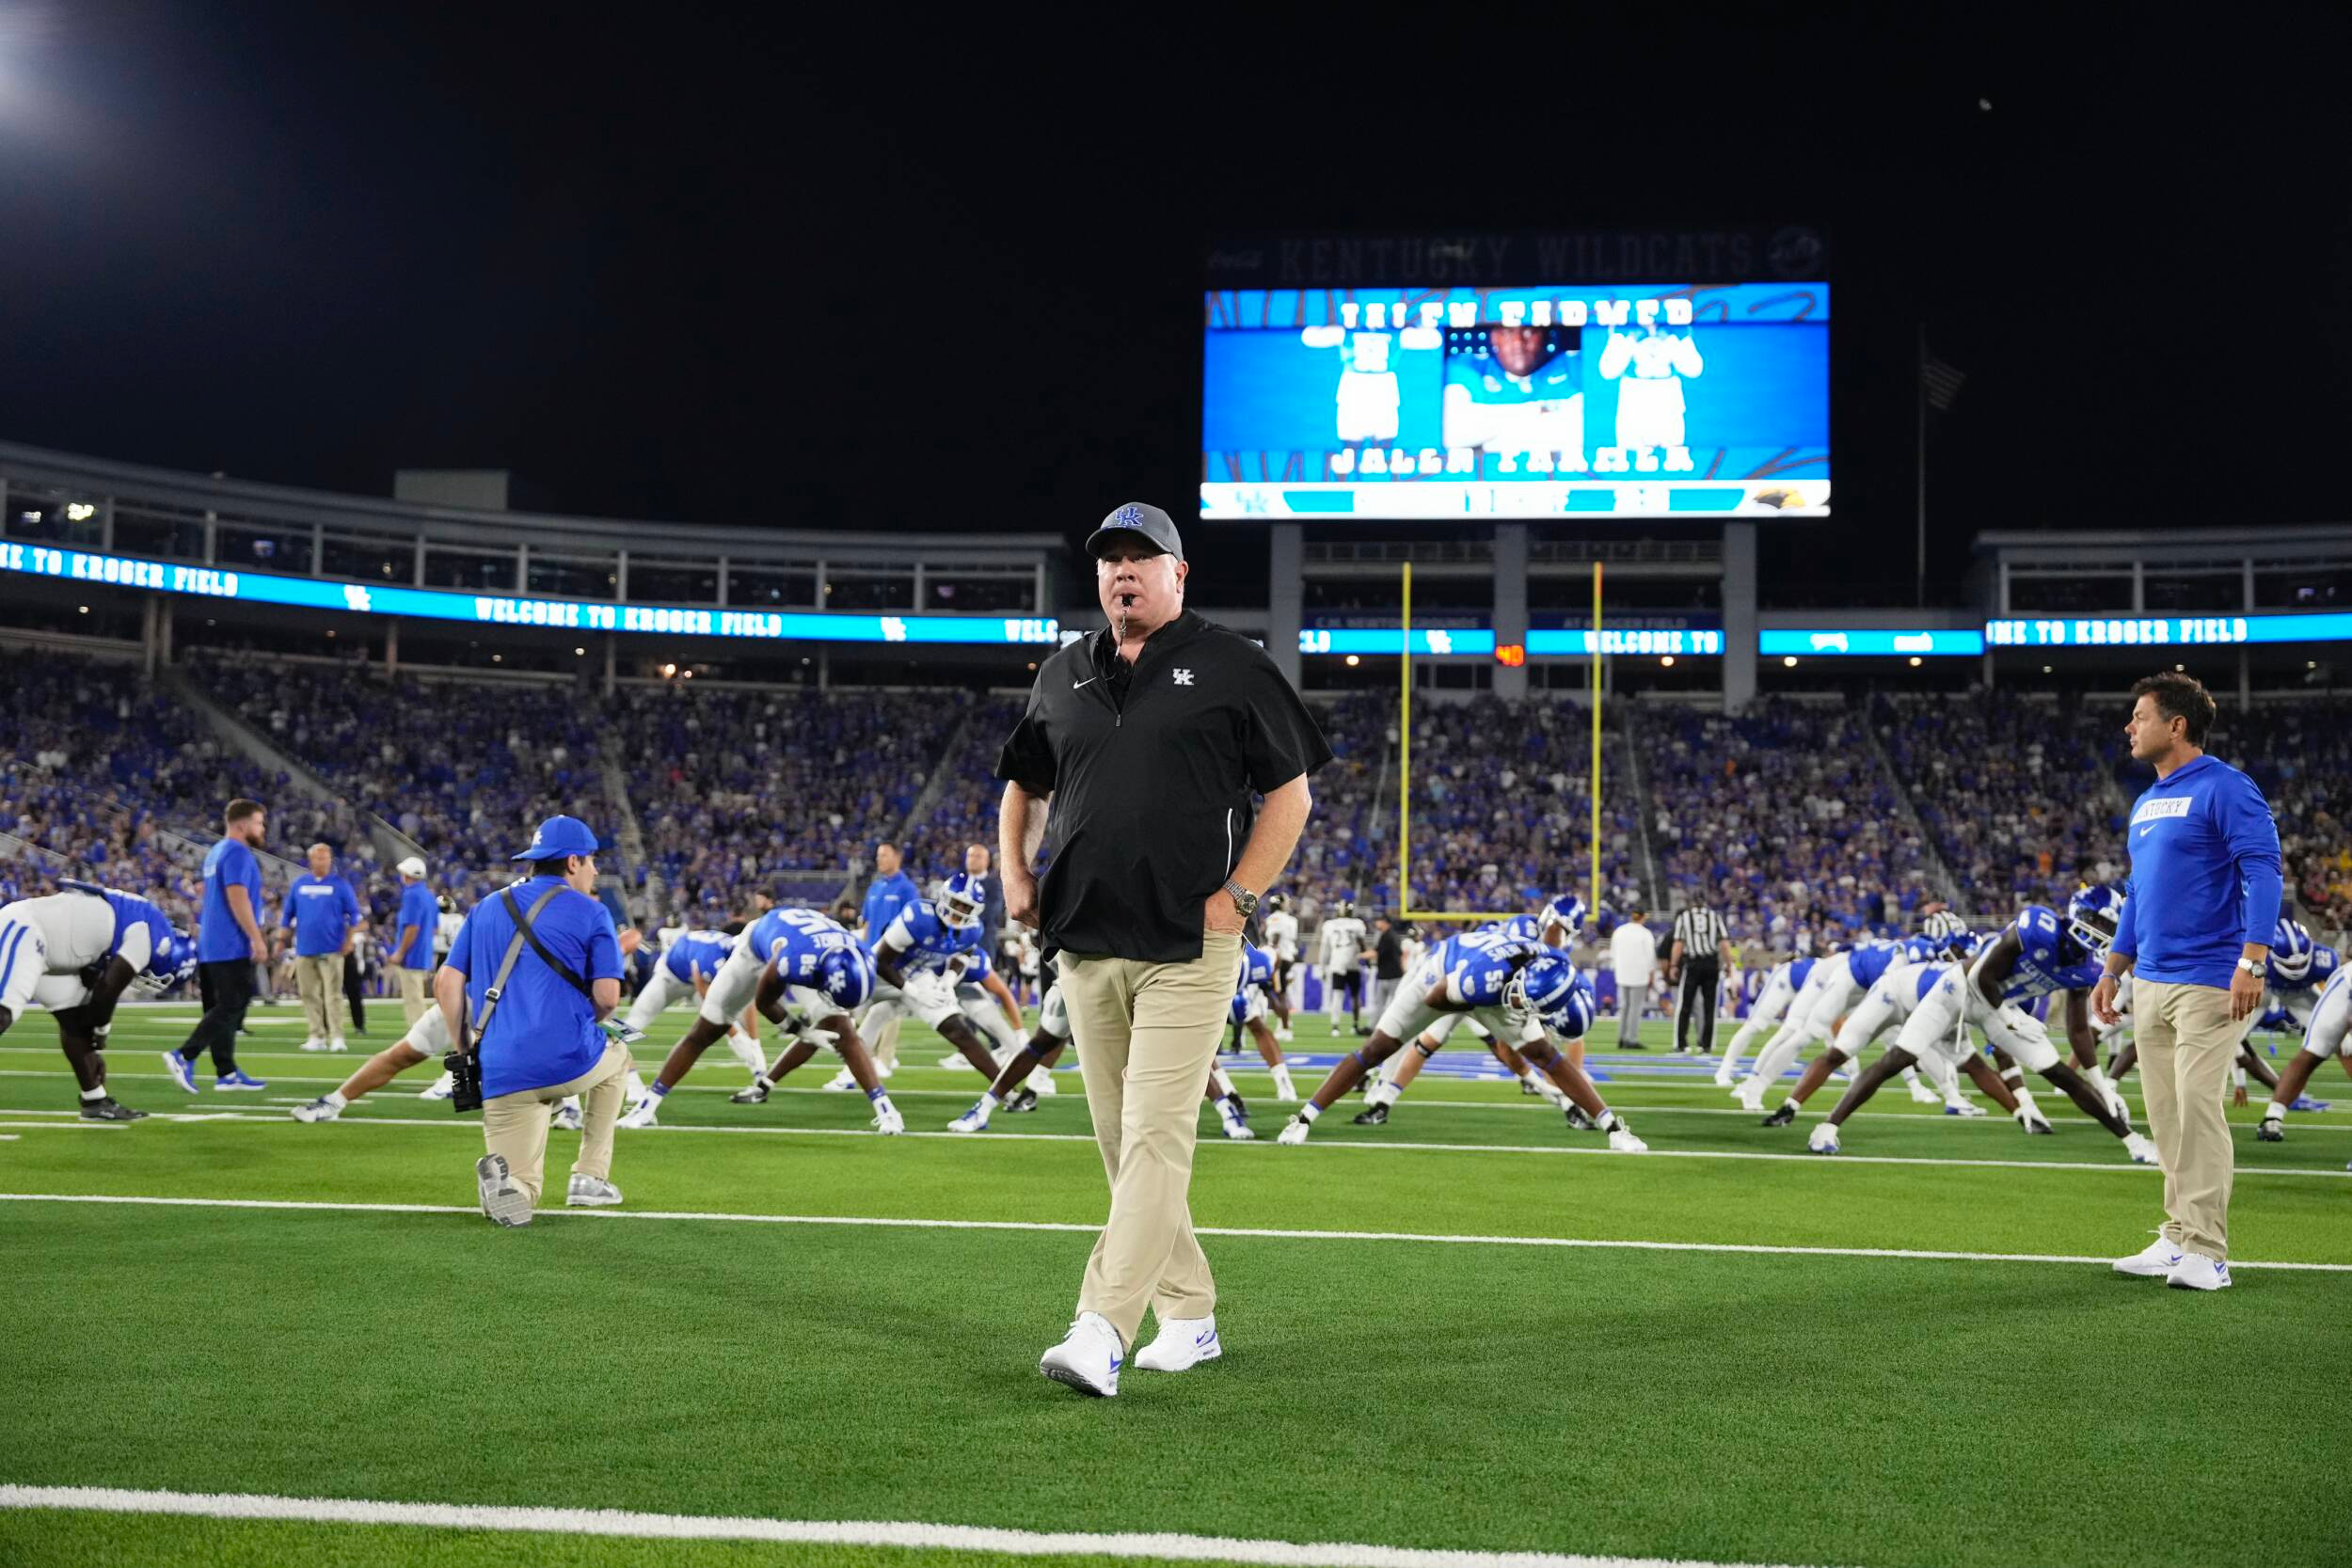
[2165,1251,2231,1291]
[936,1053,966,1070]
[873,1105,905,1135]
[476,1153,532,1227]
[1030,1069,1057,1097]
[564,1173,623,1208]
[1219,1107,1256,1141]
[299,1037,328,1053]
[819,1068,857,1092]
[1712,1060,1739,1086]
[1808,1121,1841,1155]
[1607,1127,1648,1153]
[1277,1116,1311,1145]
[2112,1232,2184,1277]
[1944,1099,1987,1117]
[291,1097,342,1123]
[617,1095,660,1130]
[328,1037,348,1053]
[1133,1314,1220,1372]
[1039,1311,1122,1397]
[948,1101,992,1133]
[552,1102,583,1133]
[419,1071,454,1101]
[2122,1132,2160,1165]
[1906,1077,1945,1104]
[1735,1078,1769,1114]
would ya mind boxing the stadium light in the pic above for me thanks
[1782,655,1797,667]
[64,501,95,521]
[1344,654,1360,667]
[1908,656,1922,667]
[1660,656,1675,667]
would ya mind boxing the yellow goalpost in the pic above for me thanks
[1395,561,1603,925]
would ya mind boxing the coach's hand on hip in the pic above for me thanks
[1203,892,1247,935]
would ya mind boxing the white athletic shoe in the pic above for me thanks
[819,1068,858,1092]
[1277,1116,1311,1146]
[936,1053,966,1070]
[1219,1106,1256,1141]
[1808,1121,1841,1155]
[1944,1099,1987,1117]
[552,1102,583,1133]
[948,1101,992,1133]
[1906,1077,1945,1104]
[328,1037,348,1053]
[290,1097,342,1123]
[1735,1078,1769,1114]
[617,1095,660,1130]
[564,1174,623,1208]
[419,1071,455,1101]
[1039,1311,1122,1397]
[2165,1252,2232,1291]
[476,1153,532,1227]
[873,1105,905,1135]
[1712,1059,1740,1086]
[298,1037,328,1053]
[2122,1132,2160,1165]
[1607,1127,1648,1153]
[1030,1069,1057,1097]
[1133,1314,1220,1372]
[2112,1232,2185,1277]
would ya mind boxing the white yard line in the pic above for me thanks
[1,1193,2344,1273]
[0,1483,1827,1568]
[2,1101,2340,1180]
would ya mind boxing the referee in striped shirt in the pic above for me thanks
[1665,903,1731,1057]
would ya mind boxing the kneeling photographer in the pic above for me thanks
[435,815,631,1227]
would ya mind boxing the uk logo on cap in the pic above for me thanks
[1115,504,1146,527]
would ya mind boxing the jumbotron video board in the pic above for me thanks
[1202,283,1827,520]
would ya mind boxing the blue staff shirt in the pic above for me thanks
[392,880,437,968]
[445,876,625,1098]
[283,873,363,958]
[861,869,919,945]
[197,838,263,963]
[2113,754,2283,990]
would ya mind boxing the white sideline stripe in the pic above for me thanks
[6,1101,2340,1180]
[0,1484,1817,1568]
[3,1192,2347,1273]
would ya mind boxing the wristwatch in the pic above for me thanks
[1222,879,1259,920]
[2236,958,2265,975]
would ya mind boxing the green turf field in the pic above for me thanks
[3,1002,2348,1568]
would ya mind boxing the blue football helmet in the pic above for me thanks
[937,872,985,929]
[813,944,877,1011]
[2065,883,2125,959]
[131,928,198,998]
[1498,913,1544,943]
[1509,953,1591,1035]
[2271,917,2313,982]
[1541,895,1587,943]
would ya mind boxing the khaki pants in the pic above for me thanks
[2134,978,2237,1260]
[869,1014,903,1073]
[1058,928,1241,1347]
[392,963,434,1027]
[482,1041,633,1208]
[294,953,351,1041]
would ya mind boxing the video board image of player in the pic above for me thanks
[1596,321,1703,451]
[1299,324,1442,445]
[1442,325,1585,467]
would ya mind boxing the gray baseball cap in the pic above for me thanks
[1087,501,1184,562]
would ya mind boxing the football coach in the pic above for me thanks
[998,501,1329,1397]
[2092,672,2280,1291]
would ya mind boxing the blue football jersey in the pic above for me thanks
[881,899,982,979]
[59,879,177,976]
[1435,928,1539,1007]
[1238,942,1275,991]
[746,908,863,986]
[2271,943,2340,995]
[662,930,736,985]
[1994,905,2104,1006]
[1845,940,1907,991]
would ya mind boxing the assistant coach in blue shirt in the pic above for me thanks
[389,855,437,1027]
[437,816,629,1227]
[284,843,363,1053]
[2093,672,2281,1291]
[165,798,271,1092]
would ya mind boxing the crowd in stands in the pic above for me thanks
[8,646,2349,977]
[1644,697,1940,949]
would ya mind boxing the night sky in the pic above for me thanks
[3,5,2345,604]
